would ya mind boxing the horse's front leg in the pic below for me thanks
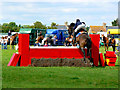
[104,44,106,51]
[81,47,86,64]
[112,44,115,52]
[107,44,109,51]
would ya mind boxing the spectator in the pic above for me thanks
[111,35,114,39]
[4,36,8,49]
[38,31,44,44]
[34,33,44,46]
[52,35,57,46]
[47,36,53,46]
[1,37,4,49]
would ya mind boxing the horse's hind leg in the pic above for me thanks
[87,47,89,56]
[104,44,106,51]
[89,48,93,66]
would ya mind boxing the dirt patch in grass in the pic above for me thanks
[30,58,92,67]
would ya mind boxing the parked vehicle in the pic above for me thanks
[45,29,69,45]
[19,28,46,45]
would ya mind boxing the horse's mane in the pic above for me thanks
[10,33,18,44]
[82,32,88,35]
[11,33,18,40]
[103,36,107,42]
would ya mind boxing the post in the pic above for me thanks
[89,34,100,66]
[19,34,30,66]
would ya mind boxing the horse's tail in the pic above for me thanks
[86,37,92,56]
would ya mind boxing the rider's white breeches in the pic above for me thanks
[74,23,86,33]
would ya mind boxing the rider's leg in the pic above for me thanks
[73,31,77,42]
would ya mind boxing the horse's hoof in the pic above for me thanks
[90,62,93,66]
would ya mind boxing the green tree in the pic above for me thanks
[47,26,52,29]
[9,22,16,27]
[29,25,35,28]
[112,18,118,26]
[51,22,56,27]
[2,23,9,33]
[2,22,20,33]
[22,25,31,28]
[8,22,18,32]
[48,22,57,29]
[0,24,2,33]
[19,24,21,28]
[34,21,44,29]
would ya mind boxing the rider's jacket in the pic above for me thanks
[73,20,82,30]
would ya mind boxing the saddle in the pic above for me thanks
[76,31,88,38]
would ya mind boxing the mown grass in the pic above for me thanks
[1,45,119,88]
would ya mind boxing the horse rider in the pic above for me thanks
[73,19,86,43]
[111,35,115,39]
[8,30,11,45]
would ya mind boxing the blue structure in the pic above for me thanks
[46,29,69,45]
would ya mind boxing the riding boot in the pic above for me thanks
[73,32,76,45]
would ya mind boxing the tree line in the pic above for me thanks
[112,18,118,26]
[0,21,58,33]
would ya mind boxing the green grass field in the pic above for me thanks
[1,46,119,88]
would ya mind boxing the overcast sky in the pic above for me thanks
[0,0,119,26]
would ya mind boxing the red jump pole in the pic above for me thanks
[18,34,30,66]
[89,34,100,66]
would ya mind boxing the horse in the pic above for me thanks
[10,33,18,49]
[75,33,92,64]
[65,23,92,64]
[102,34,109,51]
[102,34,116,51]
[110,38,116,52]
